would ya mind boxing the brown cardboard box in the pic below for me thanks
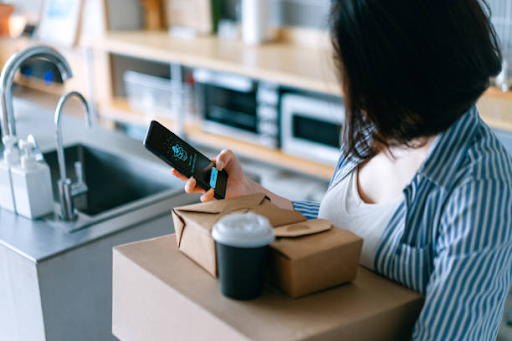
[172,193,306,277]
[112,235,424,341]
[269,219,364,298]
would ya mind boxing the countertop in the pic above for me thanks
[0,97,192,263]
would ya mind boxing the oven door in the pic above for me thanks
[281,94,344,166]
[194,69,260,141]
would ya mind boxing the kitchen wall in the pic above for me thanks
[3,0,41,25]
[106,0,331,31]
[221,0,331,29]
[488,0,512,75]
[488,0,512,50]
[4,0,512,44]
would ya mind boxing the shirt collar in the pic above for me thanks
[333,106,481,190]
[417,106,481,188]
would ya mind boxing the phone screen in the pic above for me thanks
[144,121,228,199]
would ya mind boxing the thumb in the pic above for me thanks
[216,149,234,171]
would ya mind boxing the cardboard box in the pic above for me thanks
[113,235,424,341]
[269,219,363,298]
[172,193,306,277]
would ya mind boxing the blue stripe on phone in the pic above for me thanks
[210,167,218,189]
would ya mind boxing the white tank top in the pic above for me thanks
[318,168,403,270]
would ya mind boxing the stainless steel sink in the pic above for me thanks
[42,143,183,232]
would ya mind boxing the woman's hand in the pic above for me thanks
[171,149,251,202]
[171,149,294,209]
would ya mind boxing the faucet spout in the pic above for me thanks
[0,45,73,138]
[54,91,92,221]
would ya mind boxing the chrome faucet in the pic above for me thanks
[55,91,92,221]
[0,45,73,138]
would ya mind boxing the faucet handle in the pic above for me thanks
[71,161,88,198]
[74,161,84,183]
[27,135,44,162]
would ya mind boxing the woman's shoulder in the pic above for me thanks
[436,120,512,248]
[456,119,512,186]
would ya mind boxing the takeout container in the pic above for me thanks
[172,194,364,298]
[268,219,363,298]
[172,193,306,277]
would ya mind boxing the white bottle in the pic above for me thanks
[241,0,270,45]
[11,139,54,219]
[0,135,20,213]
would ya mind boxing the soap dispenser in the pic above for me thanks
[11,139,54,219]
[0,135,20,213]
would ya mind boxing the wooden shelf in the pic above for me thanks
[477,88,512,132]
[100,98,335,181]
[482,87,512,100]
[101,98,167,126]
[186,126,335,181]
[92,31,340,95]
[14,77,66,96]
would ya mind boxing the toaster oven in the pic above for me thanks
[194,69,279,149]
[281,93,344,165]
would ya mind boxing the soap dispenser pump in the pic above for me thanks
[11,139,54,219]
[0,135,20,213]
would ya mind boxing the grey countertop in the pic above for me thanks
[0,98,195,263]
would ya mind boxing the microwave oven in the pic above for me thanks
[194,69,279,149]
[281,93,344,165]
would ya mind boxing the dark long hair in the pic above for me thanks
[330,0,503,159]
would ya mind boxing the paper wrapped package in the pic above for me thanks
[172,193,306,277]
[268,219,364,298]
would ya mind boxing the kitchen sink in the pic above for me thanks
[42,143,183,232]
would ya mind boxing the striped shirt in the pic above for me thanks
[293,106,512,340]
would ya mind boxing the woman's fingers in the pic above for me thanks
[184,177,205,194]
[215,149,234,170]
[200,188,215,202]
[171,168,189,181]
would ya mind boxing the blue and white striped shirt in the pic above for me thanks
[293,106,512,340]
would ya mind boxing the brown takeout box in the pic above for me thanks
[172,193,306,277]
[268,219,363,298]
[173,193,364,298]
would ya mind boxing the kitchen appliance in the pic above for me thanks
[194,68,279,149]
[281,93,344,165]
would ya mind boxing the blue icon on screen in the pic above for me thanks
[172,144,187,161]
[210,167,218,189]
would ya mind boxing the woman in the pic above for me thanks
[172,0,512,339]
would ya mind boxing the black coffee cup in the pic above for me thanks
[212,212,275,300]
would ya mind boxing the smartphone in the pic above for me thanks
[144,120,228,199]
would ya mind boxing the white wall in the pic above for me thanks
[4,0,42,25]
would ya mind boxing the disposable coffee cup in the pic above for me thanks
[212,212,275,300]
